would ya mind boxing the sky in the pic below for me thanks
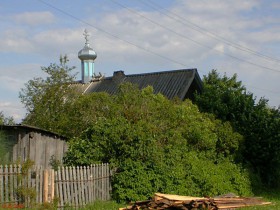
[0,0,280,122]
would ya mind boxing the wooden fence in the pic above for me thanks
[55,164,111,209]
[0,164,111,209]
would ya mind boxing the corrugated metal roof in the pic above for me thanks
[72,68,202,100]
[0,124,67,139]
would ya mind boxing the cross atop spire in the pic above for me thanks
[83,29,90,45]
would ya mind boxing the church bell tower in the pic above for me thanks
[78,29,97,83]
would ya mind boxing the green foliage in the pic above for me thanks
[49,155,62,171]
[64,83,252,202]
[60,92,114,137]
[194,70,280,187]
[19,55,79,134]
[16,159,37,208]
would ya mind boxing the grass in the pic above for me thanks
[79,200,127,210]
[80,192,280,210]
[0,201,125,210]
[0,191,278,210]
[79,191,280,210]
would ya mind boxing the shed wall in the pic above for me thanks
[10,130,67,168]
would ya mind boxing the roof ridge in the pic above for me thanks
[102,69,197,80]
[125,68,197,77]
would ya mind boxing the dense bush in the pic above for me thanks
[64,83,252,201]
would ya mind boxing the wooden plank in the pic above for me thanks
[83,166,89,205]
[54,170,58,206]
[92,164,96,201]
[65,166,71,206]
[40,166,44,204]
[35,136,42,166]
[72,166,78,208]
[98,164,102,200]
[13,164,18,204]
[75,166,80,208]
[29,138,35,164]
[96,164,100,200]
[154,193,205,201]
[54,168,62,208]
[58,167,64,208]
[104,164,107,200]
[26,165,33,207]
[34,166,39,203]
[56,141,64,164]
[87,166,93,203]
[62,166,68,207]
[43,169,48,203]
[9,165,14,203]
[67,166,73,207]
[101,163,104,200]
[50,169,55,202]
[106,163,110,200]
[79,166,85,207]
[17,164,22,204]
[4,165,8,203]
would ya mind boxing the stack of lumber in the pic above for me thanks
[119,193,272,210]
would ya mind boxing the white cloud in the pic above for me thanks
[178,0,258,15]
[13,11,55,26]
[0,29,34,53]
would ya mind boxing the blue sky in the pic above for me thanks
[1,0,280,122]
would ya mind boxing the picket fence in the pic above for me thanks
[0,164,111,209]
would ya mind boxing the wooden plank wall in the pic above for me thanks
[12,131,68,169]
[0,164,111,209]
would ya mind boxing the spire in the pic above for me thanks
[78,29,97,83]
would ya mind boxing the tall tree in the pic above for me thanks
[19,55,79,133]
[194,70,280,187]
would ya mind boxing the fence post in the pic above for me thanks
[50,169,55,201]
[43,169,48,202]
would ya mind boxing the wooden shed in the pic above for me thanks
[0,124,68,168]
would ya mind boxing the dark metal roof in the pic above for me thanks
[71,68,203,100]
[0,124,67,140]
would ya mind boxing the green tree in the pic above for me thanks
[64,83,252,201]
[194,70,280,187]
[19,55,79,134]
